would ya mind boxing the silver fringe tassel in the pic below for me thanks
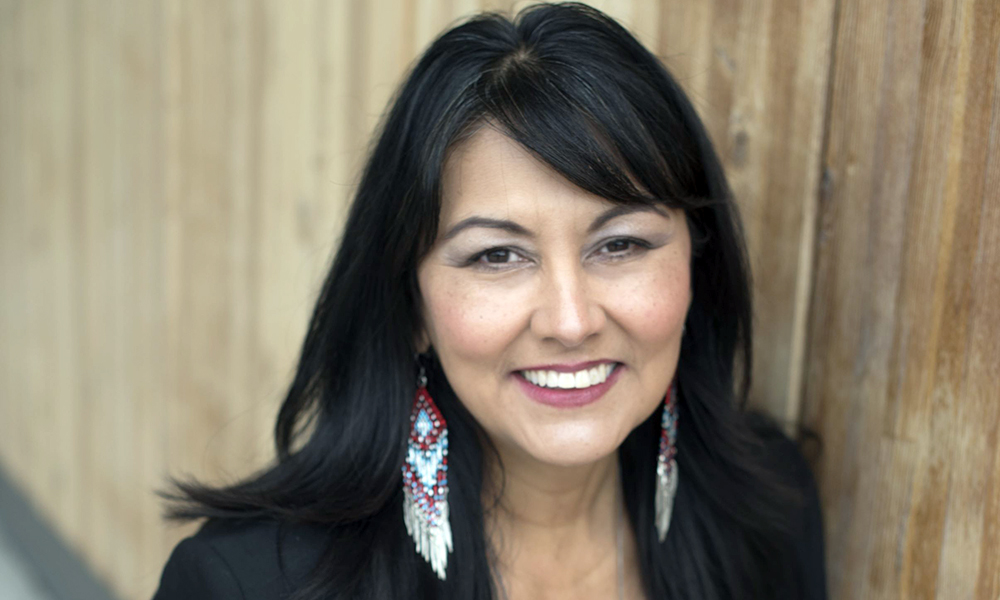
[403,491,453,580]
[656,381,680,541]
[655,456,679,541]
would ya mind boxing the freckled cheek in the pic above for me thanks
[608,265,690,346]
[422,277,529,361]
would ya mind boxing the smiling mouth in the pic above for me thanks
[518,363,620,390]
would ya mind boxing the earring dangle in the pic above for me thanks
[655,379,680,541]
[402,363,453,580]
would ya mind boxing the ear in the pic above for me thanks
[414,328,431,355]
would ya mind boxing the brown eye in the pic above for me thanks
[484,249,512,263]
[591,237,651,263]
[468,247,528,269]
[604,239,632,253]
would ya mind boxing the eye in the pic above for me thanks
[603,239,633,253]
[482,248,517,263]
[591,237,651,262]
[467,247,530,270]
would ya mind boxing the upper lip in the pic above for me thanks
[515,360,619,373]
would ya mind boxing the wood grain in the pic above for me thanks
[658,0,836,426]
[800,0,1000,598]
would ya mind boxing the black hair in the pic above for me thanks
[160,3,811,598]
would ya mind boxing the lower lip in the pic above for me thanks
[514,364,624,408]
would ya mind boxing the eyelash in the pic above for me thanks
[466,237,651,271]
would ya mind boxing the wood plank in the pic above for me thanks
[931,0,1000,597]
[112,1,164,596]
[0,0,29,494]
[29,0,83,558]
[660,0,836,426]
[802,0,1000,597]
[76,0,118,588]
[970,41,1000,599]
[159,0,201,583]
[0,0,16,486]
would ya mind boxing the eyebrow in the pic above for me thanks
[440,204,669,241]
[440,216,532,241]
[586,204,669,233]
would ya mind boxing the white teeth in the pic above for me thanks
[558,372,575,388]
[520,363,616,389]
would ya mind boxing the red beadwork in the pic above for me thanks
[402,384,449,529]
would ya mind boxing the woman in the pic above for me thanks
[153,3,826,599]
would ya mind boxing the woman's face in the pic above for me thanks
[417,126,691,468]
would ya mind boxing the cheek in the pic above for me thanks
[609,259,690,348]
[420,270,527,363]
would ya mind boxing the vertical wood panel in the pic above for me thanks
[77,0,117,587]
[224,0,268,494]
[19,0,49,531]
[801,0,1000,598]
[27,0,83,562]
[969,65,1000,600]
[2,0,29,498]
[0,0,17,496]
[659,0,836,425]
[925,0,1000,595]
[120,2,165,593]
[251,0,326,477]
[158,0,193,581]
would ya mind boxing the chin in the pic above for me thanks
[515,423,626,468]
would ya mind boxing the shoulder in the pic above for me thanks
[153,517,331,600]
[748,414,829,599]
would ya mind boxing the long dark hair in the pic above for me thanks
[161,3,811,598]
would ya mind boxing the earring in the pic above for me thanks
[655,379,680,541]
[402,362,453,580]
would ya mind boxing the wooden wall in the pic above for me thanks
[801,0,1000,597]
[0,1,995,599]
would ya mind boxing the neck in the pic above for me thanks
[483,442,629,599]
[487,447,619,528]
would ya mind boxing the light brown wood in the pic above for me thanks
[659,0,836,426]
[800,0,1000,598]
[0,1,997,599]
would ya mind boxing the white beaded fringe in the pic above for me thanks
[403,491,453,580]
[655,459,679,541]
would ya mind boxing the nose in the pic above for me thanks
[530,264,606,348]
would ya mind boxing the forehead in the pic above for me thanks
[439,126,610,224]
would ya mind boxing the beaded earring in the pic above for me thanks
[655,379,680,541]
[402,362,453,579]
